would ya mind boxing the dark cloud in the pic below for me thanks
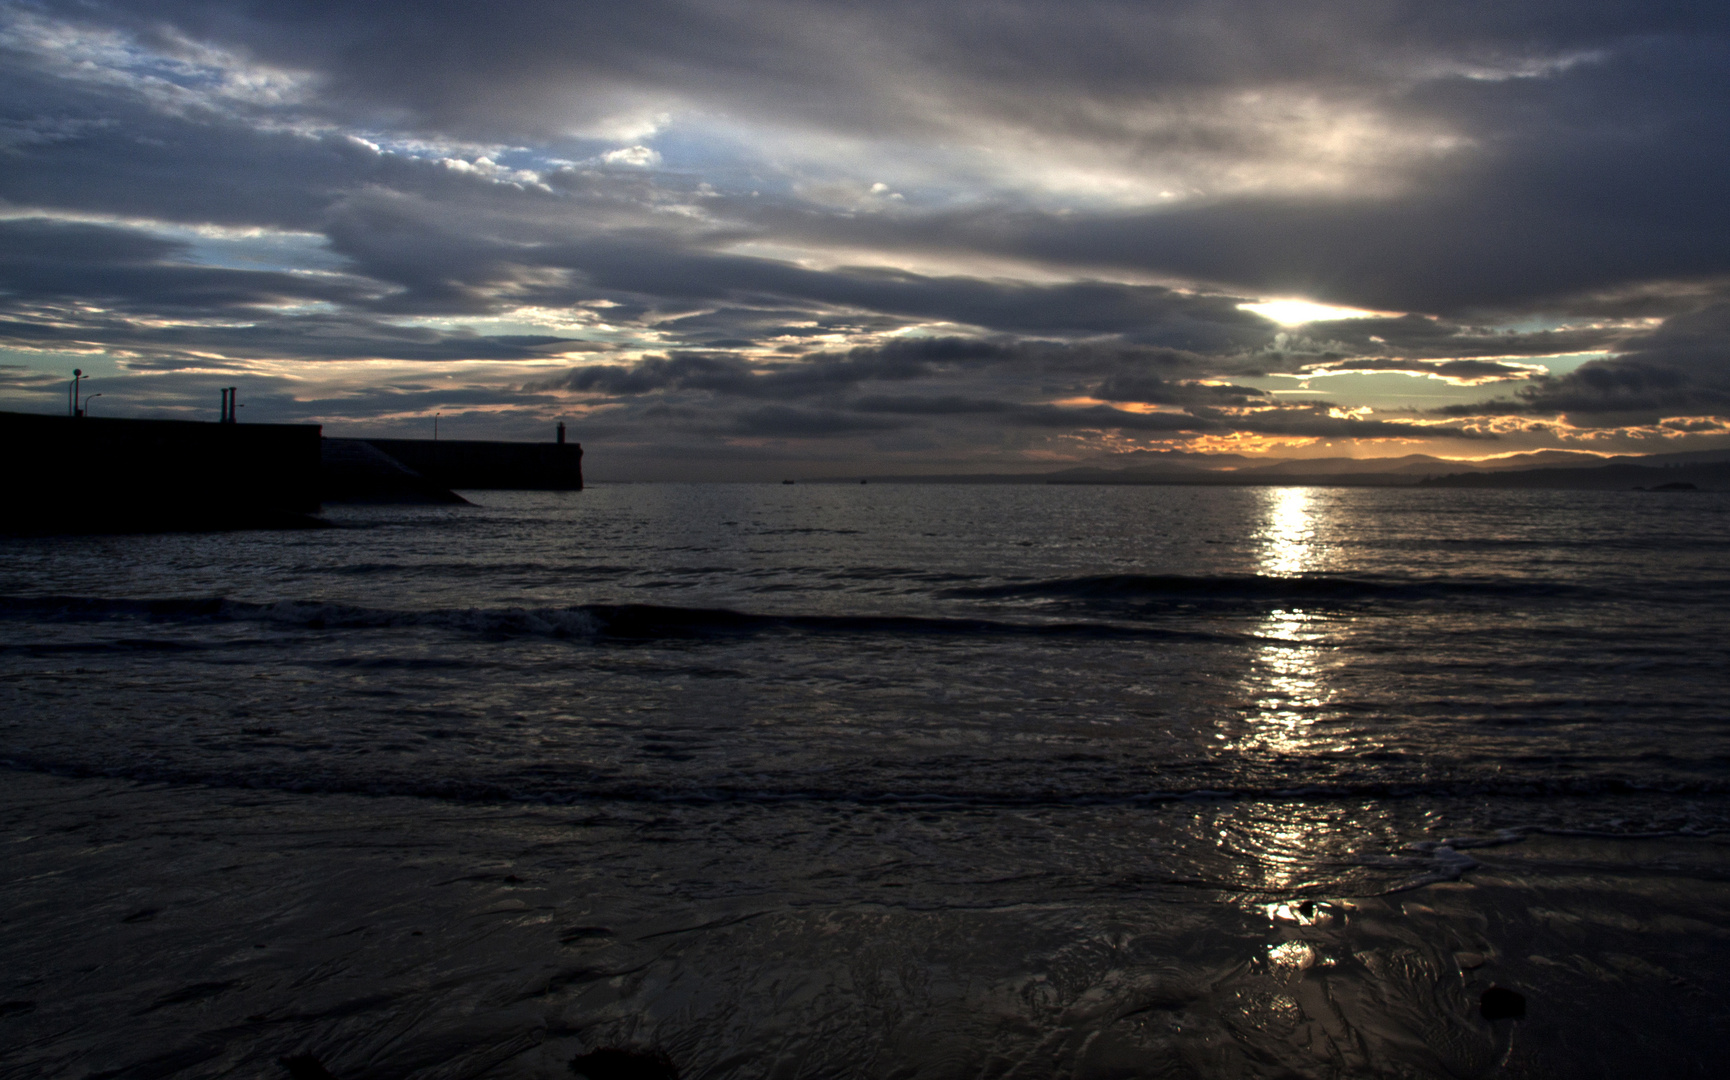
[0,218,381,309]
[0,69,441,231]
[1439,304,1730,422]
[0,219,617,364]
[1203,405,1493,441]
[487,239,1273,348]
[1296,357,1542,383]
[1093,375,1270,405]
[530,338,1238,402]
[36,2,1722,149]
[0,0,1724,469]
[528,343,946,398]
[828,140,1730,320]
[533,353,754,396]
[729,405,906,437]
[849,395,1018,415]
[1271,315,1630,362]
[0,311,597,366]
[524,339,1484,444]
[701,17,1730,320]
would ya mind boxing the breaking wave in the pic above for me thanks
[0,594,1231,643]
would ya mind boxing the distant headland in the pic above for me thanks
[822,448,1730,490]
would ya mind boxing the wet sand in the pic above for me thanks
[3,772,1727,1078]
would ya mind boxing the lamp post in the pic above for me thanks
[82,393,102,416]
[69,368,83,416]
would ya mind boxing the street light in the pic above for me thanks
[69,368,83,416]
[82,393,102,416]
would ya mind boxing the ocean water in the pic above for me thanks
[2,484,1728,1078]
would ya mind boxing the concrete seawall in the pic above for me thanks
[320,439,472,505]
[360,438,583,491]
[3,410,322,534]
[4,411,585,532]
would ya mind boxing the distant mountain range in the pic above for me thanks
[845,447,1730,489]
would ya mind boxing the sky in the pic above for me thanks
[2,0,1728,479]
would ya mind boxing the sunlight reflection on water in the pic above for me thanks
[1223,488,1355,905]
[1232,488,1338,760]
[1257,486,1319,578]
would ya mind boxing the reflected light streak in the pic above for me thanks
[1258,486,1316,577]
[1218,489,1365,897]
[1228,489,1337,841]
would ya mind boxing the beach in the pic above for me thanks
[5,772,1728,1078]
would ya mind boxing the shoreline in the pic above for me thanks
[5,769,1727,1078]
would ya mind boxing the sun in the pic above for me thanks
[1238,299,1394,326]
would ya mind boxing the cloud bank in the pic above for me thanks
[1,0,1726,475]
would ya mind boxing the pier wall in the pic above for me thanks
[3,411,322,533]
[362,438,583,490]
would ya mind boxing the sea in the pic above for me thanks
[2,483,1728,1079]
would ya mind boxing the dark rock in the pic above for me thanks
[1480,986,1526,1020]
[280,1053,339,1080]
[142,981,238,1010]
[569,1047,679,1080]
[559,925,615,944]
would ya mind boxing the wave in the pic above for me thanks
[5,751,1727,813]
[324,560,641,577]
[0,594,1232,643]
[945,572,1598,605]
